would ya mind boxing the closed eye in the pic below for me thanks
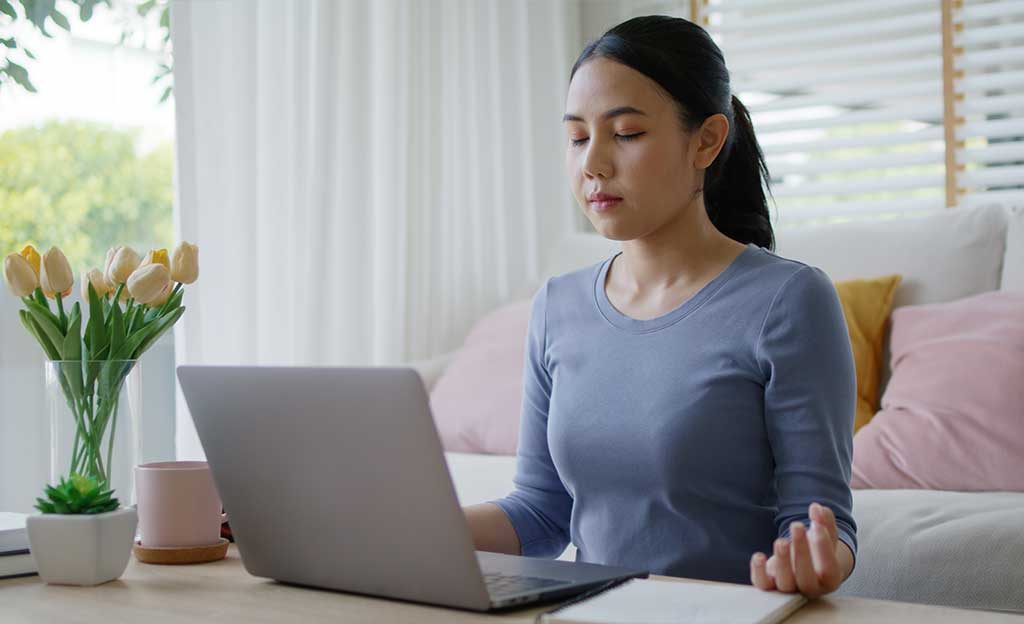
[570,132,645,147]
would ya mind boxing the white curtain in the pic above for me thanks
[170,0,582,458]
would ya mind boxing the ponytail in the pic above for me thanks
[704,95,774,251]
[572,16,776,251]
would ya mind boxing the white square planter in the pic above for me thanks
[26,507,138,586]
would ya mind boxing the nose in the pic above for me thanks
[581,138,613,179]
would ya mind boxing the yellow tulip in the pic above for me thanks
[170,242,199,284]
[19,244,41,277]
[140,248,170,271]
[40,246,74,298]
[146,281,174,308]
[105,245,141,287]
[81,268,112,301]
[4,253,39,297]
[126,264,171,305]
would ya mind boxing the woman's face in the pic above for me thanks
[563,57,710,242]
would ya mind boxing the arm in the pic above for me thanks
[463,281,574,558]
[750,267,858,595]
[464,502,521,555]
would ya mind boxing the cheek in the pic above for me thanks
[630,140,691,191]
[566,151,585,194]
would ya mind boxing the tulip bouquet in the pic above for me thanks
[3,242,199,501]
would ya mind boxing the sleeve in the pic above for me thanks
[487,280,573,558]
[755,266,858,566]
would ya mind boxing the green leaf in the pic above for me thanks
[4,60,37,92]
[117,305,183,360]
[158,84,172,103]
[0,0,16,20]
[24,0,57,35]
[24,301,64,358]
[61,309,83,396]
[32,287,49,310]
[78,1,93,21]
[136,0,156,16]
[164,286,184,312]
[108,301,125,358]
[0,37,15,48]
[49,7,69,31]
[128,304,146,335]
[24,47,35,59]
[37,473,119,514]
[19,309,60,359]
[159,4,168,28]
[87,282,108,354]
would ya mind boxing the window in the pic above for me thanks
[0,0,174,270]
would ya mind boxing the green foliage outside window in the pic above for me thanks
[0,120,173,274]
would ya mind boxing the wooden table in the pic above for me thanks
[1,546,1020,623]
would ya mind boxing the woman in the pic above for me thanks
[463,15,856,598]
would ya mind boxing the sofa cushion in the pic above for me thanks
[834,275,901,432]
[429,299,530,454]
[851,291,1024,491]
[1002,205,1024,293]
[774,206,1007,309]
[836,489,1024,614]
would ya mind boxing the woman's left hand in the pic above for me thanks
[749,502,852,598]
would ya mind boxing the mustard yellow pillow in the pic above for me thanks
[833,275,902,432]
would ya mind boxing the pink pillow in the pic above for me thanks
[429,299,530,454]
[852,291,1024,491]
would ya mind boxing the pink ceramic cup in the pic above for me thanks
[135,461,226,548]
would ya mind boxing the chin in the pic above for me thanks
[588,218,638,242]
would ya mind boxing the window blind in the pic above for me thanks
[611,0,1024,224]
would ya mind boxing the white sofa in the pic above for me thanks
[420,205,1024,614]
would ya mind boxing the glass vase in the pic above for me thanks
[45,360,141,505]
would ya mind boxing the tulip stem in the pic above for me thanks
[155,283,183,317]
[111,283,125,312]
[55,292,67,334]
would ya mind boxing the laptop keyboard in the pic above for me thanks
[483,572,569,596]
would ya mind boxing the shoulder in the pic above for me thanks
[529,255,611,313]
[740,246,838,312]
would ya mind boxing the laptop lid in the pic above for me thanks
[177,365,494,611]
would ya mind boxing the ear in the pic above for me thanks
[692,113,730,170]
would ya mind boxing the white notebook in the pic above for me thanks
[0,512,29,555]
[538,578,806,624]
[0,553,36,579]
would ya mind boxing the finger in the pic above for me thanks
[771,538,797,593]
[750,552,776,591]
[808,522,842,591]
[810,503,838,542]
[789,522,821,596]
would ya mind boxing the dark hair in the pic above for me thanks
[571,15,774,250]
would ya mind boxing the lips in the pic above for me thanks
[588,195,622,212]
[587,192,622,202]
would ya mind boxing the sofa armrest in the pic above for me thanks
[406,350,458,393]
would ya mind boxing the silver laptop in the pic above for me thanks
[177,365,647,611]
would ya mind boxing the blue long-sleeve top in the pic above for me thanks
[489,243,857,584]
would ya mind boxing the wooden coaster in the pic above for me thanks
[133,538,229,565]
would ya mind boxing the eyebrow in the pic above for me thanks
[562,106,648,123]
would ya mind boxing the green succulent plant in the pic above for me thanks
[34,473,120,515]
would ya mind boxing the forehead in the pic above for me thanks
[565,57,669,119]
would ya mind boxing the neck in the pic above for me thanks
[616,198,745,292]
